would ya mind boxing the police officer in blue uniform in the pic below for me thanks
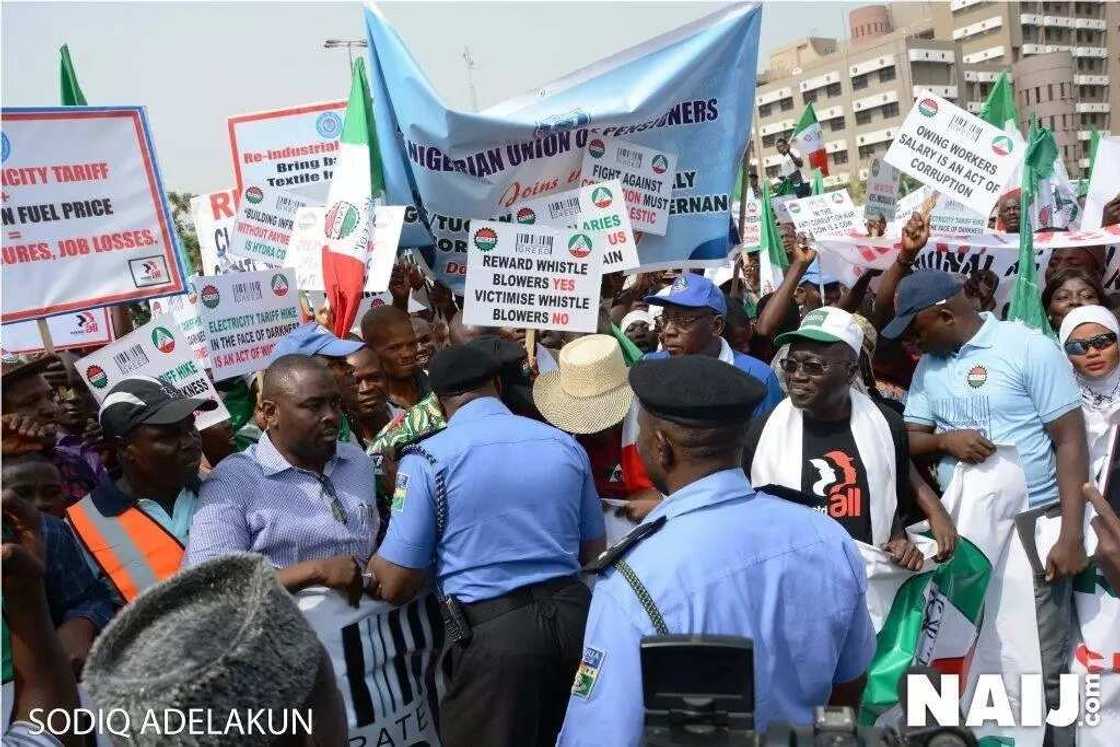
[367,343,607,747]
[558,355,876,746]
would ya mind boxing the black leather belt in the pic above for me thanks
[462,574,582,628]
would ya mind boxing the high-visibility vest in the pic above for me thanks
[66,496,185,603]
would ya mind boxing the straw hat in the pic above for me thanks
[533,334,634,435]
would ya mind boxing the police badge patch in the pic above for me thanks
[571,646,606,699]
[392,473,409,511]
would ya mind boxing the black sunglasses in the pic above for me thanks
[779,357,845,376]
[1063,332,1118,357]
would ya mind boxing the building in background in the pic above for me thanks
[751,1,1116,187]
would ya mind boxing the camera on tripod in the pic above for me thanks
[639,635,977,747]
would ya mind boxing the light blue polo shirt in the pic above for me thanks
[904,313,1081,506]
[378,397,605,603]
[558,469,875,743]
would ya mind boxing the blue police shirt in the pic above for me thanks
[557,469,875,745]
[643,342,783,417]
[377,397,606,603]
[904,313,1081,506]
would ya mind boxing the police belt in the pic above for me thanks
[461,574,582,628]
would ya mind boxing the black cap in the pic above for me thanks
[428,344,502,396]
[99,376,219,439]
[465,335,527,368]
[881,271,964,340]
[629,356,764,426]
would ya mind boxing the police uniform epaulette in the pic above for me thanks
[582,515,667,574]
[756,483,819,509]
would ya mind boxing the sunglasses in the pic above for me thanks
[1063,332,1118,357]
[779,357,844,376]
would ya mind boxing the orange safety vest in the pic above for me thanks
[66,496,185,603]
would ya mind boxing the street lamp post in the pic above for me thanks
[323,38,368,72]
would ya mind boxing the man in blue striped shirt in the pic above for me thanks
[186,355,380,603]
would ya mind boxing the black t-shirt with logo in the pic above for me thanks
[742,398,916,545]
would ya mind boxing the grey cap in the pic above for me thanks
[83,554,323,747]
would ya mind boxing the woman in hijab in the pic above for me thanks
[1059,304,1120,482]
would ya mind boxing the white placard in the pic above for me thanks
[194,268,301,381]
[75,314,229,431]
[786,190,860,239]
[1,308,113,356]
[463,221,602,333]
[149,289,208,368]
[884,92,1024,220]
[772,194,797,223]
[513,180,639,272]
[228,184,309,267]
[1082,135,1120,230]
[190,189,261,275]
[289,205,407,294]
[580,137,677,235]
[864,159,900,221]
[227,101,346,203]
[1,107,186,323]
[736,195,762,248]
[895,187,988,236]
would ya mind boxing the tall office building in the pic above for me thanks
[751,2,1115,184]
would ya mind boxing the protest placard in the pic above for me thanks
[227,184,309,267]
[191,189,259,275]
[787,190,860,239]
[1,106,186,323]
[895,186,988,236]
[1,307,113,356]
[864,159,900,221]
[510,180,639,272]
[304,290,426,334]
[463,220,602,333]
[149,289,208,367]
[1082,135,1120,230]
[736,194,762,249]
[75,314,229,430]
[772,195,796,223]
[884,92,1024,220]
[228,101,346,203]
[288,205,407,293]
[194,268,301,381]
[580,137,677,236]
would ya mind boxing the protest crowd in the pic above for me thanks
[3,4,1120,747]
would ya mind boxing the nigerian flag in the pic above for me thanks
[859,538,992,727]
[757,179,788,295]
[979,73,1025,197]
[791,102,828,176]
[60,44,87,106]
[1008,121,1059,337]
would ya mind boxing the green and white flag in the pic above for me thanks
[757,179,788,295]
[59,44,87,106]
[979,73,1025,199]
[1008,122,1059,336]
[791,103,828,176]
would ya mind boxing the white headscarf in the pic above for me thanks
[620,309,656,333]
[1059,305,1120,412]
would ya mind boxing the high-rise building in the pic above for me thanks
[751,1,1116,184]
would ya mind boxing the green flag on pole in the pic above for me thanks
[757,179,789,294]
[60,44,87,106]
[978,72,1018,131]
[1007,120,1058,338]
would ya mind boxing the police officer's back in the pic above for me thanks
[368,343,606,747]
[557,356,876,746]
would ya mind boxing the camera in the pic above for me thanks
[639,635,977,747]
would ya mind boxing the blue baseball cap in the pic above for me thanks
[643,273,727,317]
[881,271,964,340]
[270,322,364,361]
[799,259,839,288]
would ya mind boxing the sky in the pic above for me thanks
[2,0,860,194]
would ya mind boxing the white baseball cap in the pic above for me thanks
[775,306,864,356]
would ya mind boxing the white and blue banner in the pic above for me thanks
[364,2,762,292]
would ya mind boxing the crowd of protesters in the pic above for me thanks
[3,178,1120,747]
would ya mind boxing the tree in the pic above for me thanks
[167,191,201,276]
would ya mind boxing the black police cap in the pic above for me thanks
[465,334,527,368]
[428,344,502,396]
[628,356,764,426]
